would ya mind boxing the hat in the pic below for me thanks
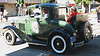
[71,6,76,10]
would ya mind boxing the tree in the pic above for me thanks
[95,0,100,2]
[74,0,92,6]
[16,0,24,7]
[41,0,55,3]
[82,0,91,6]
[74,0,81,6]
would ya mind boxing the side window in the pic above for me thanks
[53,7,67,20]
[42,7,49,18]
[29,8,41,18]
[58,8,67,19]
[53,8,59,19]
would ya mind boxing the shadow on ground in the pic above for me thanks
[5,35,100,56]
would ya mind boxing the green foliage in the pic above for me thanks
[74,0,92,6]
[82,0,91,6]
[42,0,50,3]
[42,0,55,3]
[74,0,82,6]
[95,0,100,2]
[17,0,24,7]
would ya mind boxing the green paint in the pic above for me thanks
[16,3,88,38]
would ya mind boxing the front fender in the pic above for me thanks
[3,25,32,42]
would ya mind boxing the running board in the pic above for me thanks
[27,39,47,46]
[27,42,47,46]
[74,41,84,48]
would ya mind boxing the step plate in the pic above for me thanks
[74,41,84,47]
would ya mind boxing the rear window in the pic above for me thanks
[53,7,67,20]
[58,8,67,19]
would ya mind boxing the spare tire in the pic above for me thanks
[78,22,92,42]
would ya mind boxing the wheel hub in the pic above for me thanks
[86,27,90,39]
[57,43,60,46]
[54,38,64,51]
[6,33,12,42]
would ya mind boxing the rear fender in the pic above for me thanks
[3,25,32,42]
[48,29,72,48]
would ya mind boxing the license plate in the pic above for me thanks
[70,36,76,42]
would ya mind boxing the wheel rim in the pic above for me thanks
[54,38,64,51]
[51,36,66,53]
[6,33,12,43]
[86,27,90,39]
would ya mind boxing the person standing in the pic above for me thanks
[22,8,25,16]
[0,11,3,22]
[66,6,77,28]
[66,6,77,24]
[3,9,8,22]
[96,6,100,23]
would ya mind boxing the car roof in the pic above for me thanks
[27,3,69,9]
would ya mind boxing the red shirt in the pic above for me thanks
[68,13,76,24]
[71,13,76,17]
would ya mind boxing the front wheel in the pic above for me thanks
[51,35,67,54]
[4,30,16,45]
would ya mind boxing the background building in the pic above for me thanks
[0,0,41,16]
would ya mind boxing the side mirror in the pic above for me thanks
[26,11,28,15]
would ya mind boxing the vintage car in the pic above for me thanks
[3,3,92,54]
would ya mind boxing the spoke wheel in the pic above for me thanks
[84,22,92,42]
[4,30,16,45]
[78,22,92,42]
[6,33,12,43]
[85,27,91,39]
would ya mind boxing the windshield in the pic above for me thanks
[29,8,41,18]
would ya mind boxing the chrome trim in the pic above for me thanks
[74,41,84,47]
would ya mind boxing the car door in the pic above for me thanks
[25,7,45,38]
[40,7,57,38]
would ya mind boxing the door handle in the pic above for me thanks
[25,19,27,23]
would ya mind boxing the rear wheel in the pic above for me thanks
[51,35,68,54]
[4,30,16,45]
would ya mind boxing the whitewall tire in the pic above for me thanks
[51,35,67,54]
[4,30,16,45]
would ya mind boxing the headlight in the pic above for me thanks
[11,19,15,23]
[10,19,17,27]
